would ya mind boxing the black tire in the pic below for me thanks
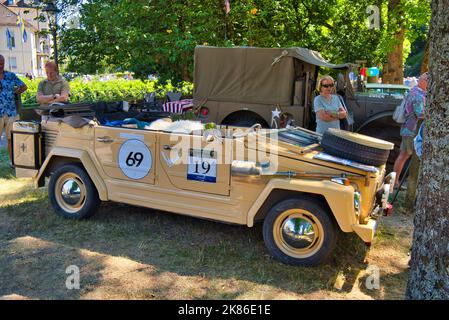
[321,130,391,167]
[48,164,100,219]
[223,113,268,128]
[358,125,401,170]
[263,197,337,267]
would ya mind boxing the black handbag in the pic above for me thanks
[340,117,350,131]
[337,95,351,131]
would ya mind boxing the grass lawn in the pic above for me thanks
[0,147,414,300]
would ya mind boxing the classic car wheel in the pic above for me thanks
[263,198,337,266]
[320,128,394,167]
[49,164,100,219]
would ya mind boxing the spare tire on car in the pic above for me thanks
[320,128,394,167]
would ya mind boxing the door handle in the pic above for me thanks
[163,144,172,150]
[97,136,114,143]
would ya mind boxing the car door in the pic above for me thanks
[94,126,156,184]
[158,132,231,196]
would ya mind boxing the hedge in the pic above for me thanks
[20,77,194,107]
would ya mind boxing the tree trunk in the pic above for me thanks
[404,153,420,212]
[405,0,449,299]
[382,0,405,84]
[421,41,429,74]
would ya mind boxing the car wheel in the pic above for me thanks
[320,128,394,167]
[48,164,100,219]
[263,197,337,266]
[223,113,268,128]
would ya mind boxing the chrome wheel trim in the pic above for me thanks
[273,209,324,259]
[54,172,87,214]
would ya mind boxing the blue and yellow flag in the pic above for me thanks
[6,28,13,49]
[16,14,27,43]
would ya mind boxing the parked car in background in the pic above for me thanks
[362,83,410,99]
[346,83,410,166]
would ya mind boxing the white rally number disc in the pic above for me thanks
[118,139,152,180]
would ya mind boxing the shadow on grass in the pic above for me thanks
[357,268,409,300]
[0,191,378,299]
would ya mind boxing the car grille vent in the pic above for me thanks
[43,129,59,156]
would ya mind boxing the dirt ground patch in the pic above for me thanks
[0,148,414,300]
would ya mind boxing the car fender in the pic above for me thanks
[247,178,356,232]
[36,147,108,201]
[356,111,395,133]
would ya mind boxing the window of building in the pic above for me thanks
[11,33,16,48]
[9,57,17,69]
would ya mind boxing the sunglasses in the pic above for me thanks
[321,83,334,88]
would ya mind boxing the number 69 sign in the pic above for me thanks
[118,139,152,179]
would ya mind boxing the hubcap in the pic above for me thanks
[273,209,324,259]
[55,173,86,213]
[281,217,316,249]
[61,179,82,206]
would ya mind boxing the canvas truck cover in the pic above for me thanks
[193,46,351,106]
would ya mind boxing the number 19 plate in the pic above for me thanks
[187,149,217,183]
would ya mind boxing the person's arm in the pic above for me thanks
[337,106,347,119]
[51,92,69,103]
[36,81,58,104]
[12,74,27,95]
[316,109,338,122]
[314,96,337,122]
[60,90,69,102]
[37,91,57,104]
[14,84,27,95]
[53,80,70,103]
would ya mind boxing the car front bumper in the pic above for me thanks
[351,172,396,243]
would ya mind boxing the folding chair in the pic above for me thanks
[143,92,160,111]
[166,91,182,102]
[145,92,156,103]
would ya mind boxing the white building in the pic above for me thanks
[0,0,52,77]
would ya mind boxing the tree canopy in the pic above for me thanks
[56,0,431,82]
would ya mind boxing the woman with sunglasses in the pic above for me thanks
[313,75,347,134]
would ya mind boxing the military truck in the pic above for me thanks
[191,46,403,164]
[192,46,353,129]
[12,104,396,266]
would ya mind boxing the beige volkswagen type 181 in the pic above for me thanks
[12,106,395,266]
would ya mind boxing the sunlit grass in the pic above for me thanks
[0,148,15,179]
